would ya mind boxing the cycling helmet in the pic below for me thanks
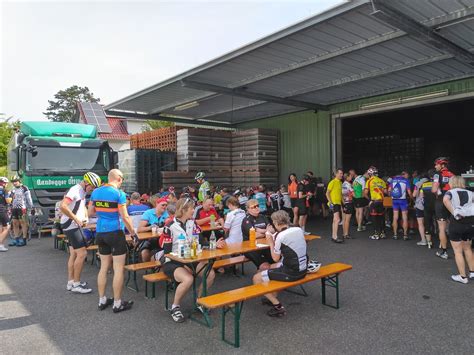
[83,172,102,187]
[0,177,9,184]
[367,166,378,176]
[307,260,322,273]
[434,157,449,166]
[195,172,205,180]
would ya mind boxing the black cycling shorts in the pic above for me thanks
[64,228,87,249]
[435,199,449,221]
[261,266,306,282]
[140,238,161,253]
[244,249,273,268]
[415,208,424,218]
[0,211,9,227]
[163,260,191,282]
[343,203,354,215]
[448,220,474,242]
[296,199,308,216]
[332,204,342,214]
[369,201,384,216]
[290,198,298,208]
[11,208,25,220]
[354,198,369,208]
[96,230,128,256]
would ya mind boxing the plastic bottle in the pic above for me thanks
[209,231,217,250]
[191,236,197,259]
[210,214,216,228]
[184,238,191,258]
[178,233,186,258]
[249,227,256,247]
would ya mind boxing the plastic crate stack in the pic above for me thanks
[130,126,180,151]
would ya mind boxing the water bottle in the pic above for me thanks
[209,231,217,250]
[210,214,216,228]
[178,233,186,258]
[184,239,191,258]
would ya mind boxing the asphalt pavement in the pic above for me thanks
[0,218,472,354]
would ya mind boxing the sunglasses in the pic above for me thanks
[249,204,259,209]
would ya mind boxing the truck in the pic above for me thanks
[7,121,117,224]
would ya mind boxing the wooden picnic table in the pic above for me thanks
[199,224,224,232]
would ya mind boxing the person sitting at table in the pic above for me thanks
[241,199,274,271]
[127,192,150,230]
[253,210,308,317]
[165,202,176,224]
[137,197,169,262]
[160,198,216,323]
[194,198,224,244]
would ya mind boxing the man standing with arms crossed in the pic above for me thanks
[61,172,102,293]
[9,176,33,247]
[88,169,135,312]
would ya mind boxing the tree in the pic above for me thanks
[146,120,175,130]
[0,115,20,167]
[44,85,100,122]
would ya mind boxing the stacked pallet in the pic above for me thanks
[231,128,279,188]
[176,129,232,172]
[130,126,181,151]
[162,171,233,190]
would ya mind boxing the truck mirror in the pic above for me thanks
[8,147,19,171]
[112,151,119,168]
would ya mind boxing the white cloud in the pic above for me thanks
[1,0,343,121]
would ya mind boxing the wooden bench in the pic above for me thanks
[125,260,162,292]
[142,256,250,301]
[197,262,353,348]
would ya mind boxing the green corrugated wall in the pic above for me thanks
[237,77,474,183]
[237,110,331,182]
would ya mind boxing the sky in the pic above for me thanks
[1,0,343,121]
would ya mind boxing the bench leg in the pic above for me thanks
[321,274,340,309]
[284,285,308,297]
[126,271,139,292]
[221,302,243,348]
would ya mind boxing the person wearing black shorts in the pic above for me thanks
[442,176,474,284]
[253,210,307,317]
[89,169,135,312]
[0,177,11,252]
[297,175,312,235]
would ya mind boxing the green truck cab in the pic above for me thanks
[7,121,117,223]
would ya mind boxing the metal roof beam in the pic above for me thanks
[372,0,474,67]
[423,6,474,29]
[104,110,235,129]
[181,80,328,111]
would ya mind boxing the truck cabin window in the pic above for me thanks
[25,146,110,172]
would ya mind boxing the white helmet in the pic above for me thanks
[195,171,205,180]
[307,260,322,273]
[0,177,9,184]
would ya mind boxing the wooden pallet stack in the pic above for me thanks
[176,129,232,172]
[231,128,279,188]
[161,171,233,190]
[130,126,180,151]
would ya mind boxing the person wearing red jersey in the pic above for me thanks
[432,157,454,260]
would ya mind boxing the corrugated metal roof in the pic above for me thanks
[105,0,474,126]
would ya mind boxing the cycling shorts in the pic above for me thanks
[0,211,9,227]
[392,199,408,212]
[261,266,306,282]
[11,208,25,220]
[64,228,87,250]
[435,199,449,221]
[354,198,368,208]
[369,201,384,216]
[343,203,354,215]
[96,230,128,256]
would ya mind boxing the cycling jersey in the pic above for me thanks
[421,180,436,206]
[342,181,354,204]
[241,213,269,240]
[414,178,428,210]
[273,227,307,273]
[390,176,411,200]
[90,184,127,233]
[193,206,219,227]
[327,178,342,205]
[223,208,245,243]
[0,186,10,212]
[433,168,453,197]
[60,184,87,231]
[353,175,365,199]
[198,180,210,202]
[365,176,386,201]
[11,185,33,209]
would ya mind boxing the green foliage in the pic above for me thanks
[44,85,100,122]
[146,120,175,130]
[0,115,20,167]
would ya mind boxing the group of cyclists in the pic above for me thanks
[0,176,34,251]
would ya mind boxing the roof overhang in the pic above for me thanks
[105,0,474,126]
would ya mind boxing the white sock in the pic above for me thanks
[99,296,107,305]
[172,304,179,310]
[114,299,122,308]
[73,281,80,287]
[67,280,74,285]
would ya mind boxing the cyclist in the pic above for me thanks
[89,169,136,312]
[61,172,101,294]
[364,166,387,240]
[326,168,344,243]
[0,177,11,252]
[432,157,454,260]
[389,171,412,240]
[9,176,33,247]
[353,171,369,232]
[420,169,437,249]
[195,172,210,203]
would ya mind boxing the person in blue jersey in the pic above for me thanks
[127,192,149,230]
[88,169,136,313]
[389,171,412,240]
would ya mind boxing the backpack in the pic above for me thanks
[391,181,403,199]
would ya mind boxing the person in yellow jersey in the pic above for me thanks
[364,166,387,240]
[326,168,344,243]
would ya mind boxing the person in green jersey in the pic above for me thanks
[353,171,369,232]
[195,172,210,203]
